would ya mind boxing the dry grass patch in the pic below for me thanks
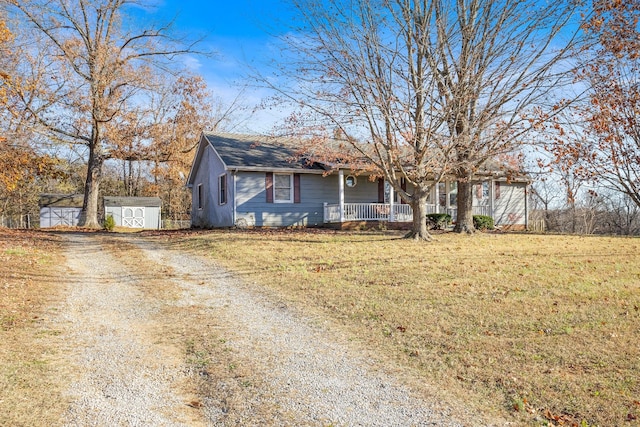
[0,229,69,426]
[168,229,640,426]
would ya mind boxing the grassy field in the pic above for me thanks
[0,230,70,426]
[1,228,638,426]
[166,229,640,427]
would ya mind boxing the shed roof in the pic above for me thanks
[103,196,162,207]
[39,194,84,208]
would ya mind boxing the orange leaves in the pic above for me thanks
[0,141,59,192]
[542,408,578,426]
[587,0,640,59]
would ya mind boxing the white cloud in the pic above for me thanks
[182,55,202,71]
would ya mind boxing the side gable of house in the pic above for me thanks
[189,134,234,228]
[188,133,339,228]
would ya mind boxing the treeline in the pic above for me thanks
[0,1,245,228]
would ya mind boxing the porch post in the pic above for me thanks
[389,184,395,222]
[435,182,440,214]
[445,181,450,215]
[339,169,345,223]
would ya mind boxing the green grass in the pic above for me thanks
[167,229,640,426]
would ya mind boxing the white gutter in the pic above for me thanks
[229,166,328,174]
[524,182,529,230]
[338,169,344,223]
[232,169,237,226]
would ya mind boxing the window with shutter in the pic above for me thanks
[274,173,294,203]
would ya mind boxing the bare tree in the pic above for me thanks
[549,1,640,211]
[2,0,202,227]
[264,0,585,239]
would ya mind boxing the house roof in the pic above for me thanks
[39,194,84,208]
[203,133,327,171]
[103,196,162,207]
[187,132,529,186]
[187,133,329,186]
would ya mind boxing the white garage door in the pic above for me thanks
[122,207,145,228]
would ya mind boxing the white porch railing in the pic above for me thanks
[473,205,490,216]
[324,203,491,223]
[447,205,490,222]
[324,203,413,222]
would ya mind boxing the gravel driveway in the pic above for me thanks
[55,232,468,426]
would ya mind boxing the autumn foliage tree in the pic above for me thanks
[102,74,242,221]
[145,75,227,221]
[549,0,640,209]
[1,11,59,210]
[2,0,202,228]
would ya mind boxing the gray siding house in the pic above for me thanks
[104,196,162,229]
[187,133,529,229]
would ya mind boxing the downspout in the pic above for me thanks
[339,169,345,223]
[524,182,529,231]
[489,178,494,219]
[389,184,395,222]
[445,181,450,215]
[232,169,237,227]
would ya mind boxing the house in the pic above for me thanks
[103,196,162,229]
[39,194,84,228]
[187,133,529,229]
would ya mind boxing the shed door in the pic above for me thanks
[122,206,145,228]
[42,207,81,227]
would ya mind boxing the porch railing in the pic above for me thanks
[324,202,492,223]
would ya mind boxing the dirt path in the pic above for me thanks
[54,232,467,426]
[58,233,206,426]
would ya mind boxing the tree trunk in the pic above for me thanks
[454,177,475,234]
[78,144,104,228]
[405,191,432,241]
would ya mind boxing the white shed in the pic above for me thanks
[39,194,83,228]
[103,196,162,229]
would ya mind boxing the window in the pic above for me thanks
[274,173,293,203]
[197,184,203,210]
[219,174,227,205]
[449,181,458,207]
[476,182,489,199]
[345,175,357,187]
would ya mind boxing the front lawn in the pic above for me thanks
[171,230,640,426]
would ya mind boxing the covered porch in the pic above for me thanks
[322,170,492,224]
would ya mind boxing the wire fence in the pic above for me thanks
[160,219,191,230]
[1,214,192,230]
[0,214,35,229]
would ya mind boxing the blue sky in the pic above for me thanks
[138,0,294,132]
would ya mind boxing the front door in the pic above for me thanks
[122,206,144,228]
